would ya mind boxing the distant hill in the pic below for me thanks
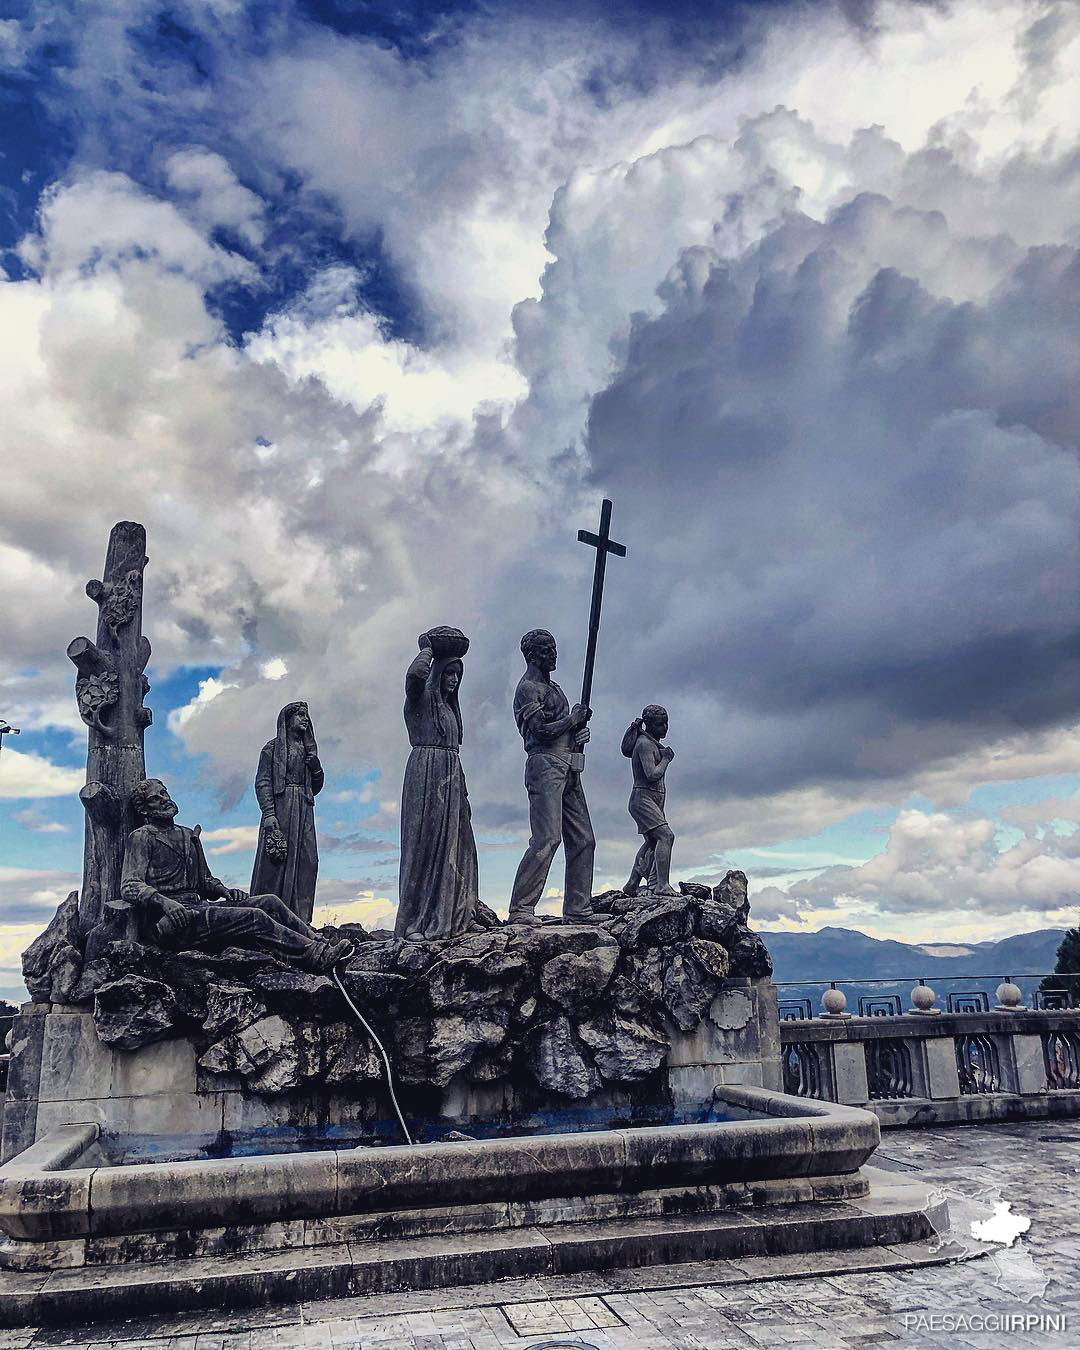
[760,925,1068,1013]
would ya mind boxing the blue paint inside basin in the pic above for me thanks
[92,1098,776,1166]
[0,1089,882,1265]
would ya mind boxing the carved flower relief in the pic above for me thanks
[265,824,289,863]
[101,568,144,640]
[76,671,119,732]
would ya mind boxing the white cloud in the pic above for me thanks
[790,807,1080,918]
[0,750,84,800]
[163,148,266,249]
[2,0,1080,940]
[199,824,260,857]
[13,808,69,834]
[0,866,80,918]
[167,676,240,734]
[18,170,258,287]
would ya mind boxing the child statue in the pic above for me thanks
[621,704,678,897]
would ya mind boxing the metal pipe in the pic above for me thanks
[332,966,414,1147]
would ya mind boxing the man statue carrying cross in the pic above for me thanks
[508,500,626,925]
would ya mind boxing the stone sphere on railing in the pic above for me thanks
[996,981,1024,1010]
[821,987,848,1016]
[910,983,938,1014]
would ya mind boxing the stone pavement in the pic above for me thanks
[2,1120,1077,1350]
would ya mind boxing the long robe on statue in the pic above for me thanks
[396,642,479,941]
[250,703,323,924]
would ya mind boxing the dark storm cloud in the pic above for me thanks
[583,194,1080,800]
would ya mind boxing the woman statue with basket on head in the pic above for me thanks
[395,626,480,941]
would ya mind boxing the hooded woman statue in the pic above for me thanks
[250,701,323,923]
[395,627,479,940]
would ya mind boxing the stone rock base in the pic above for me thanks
[2,977,780,1161]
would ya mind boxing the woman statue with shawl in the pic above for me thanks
[251,701,323,924]
[395,627,479,941]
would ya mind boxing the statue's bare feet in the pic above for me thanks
[652,883,679,897]
[507,910,540,926]
[623,879,640,895]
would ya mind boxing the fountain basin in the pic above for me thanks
[0,1086,877,1258]
[0,1087,951,1329]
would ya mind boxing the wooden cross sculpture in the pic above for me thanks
[576,498,626,764]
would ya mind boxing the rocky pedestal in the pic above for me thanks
[6,875,778,1160]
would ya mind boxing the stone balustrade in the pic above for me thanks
[778,981,1080,1126]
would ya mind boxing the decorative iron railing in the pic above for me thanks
[1043,1030,1080,1090]
[1035,989,1071,1011]
[946,991,990,1014]
[782,1041,828,1098]
[955,1033,1001,1094]
[865,1039,914,1099]
[774,972,1080,1016]
[859,994,902,1017]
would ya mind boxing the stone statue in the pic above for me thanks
[121,778,352,973]
[622,704,677,897]
[395,627,480,941]
[508,629,595,924]
[250,701,323,923]
[67,521,153,940]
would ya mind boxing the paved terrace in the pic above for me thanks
[2,1120,1076,1350]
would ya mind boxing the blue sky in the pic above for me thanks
[2,0,1080,999]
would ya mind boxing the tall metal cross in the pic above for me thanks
[577,498,627,711]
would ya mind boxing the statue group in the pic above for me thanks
[394,624,677,940]
[64,513,680,972]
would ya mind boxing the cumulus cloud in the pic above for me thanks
[788,807,1080,917]
[199,824,260,857]
[12,807,68,834]
[2,0,1080,935]
[0,866,79,923]
[0,750,84,800]
[163,148,266,249]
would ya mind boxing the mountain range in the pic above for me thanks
[760,925,1069,1013]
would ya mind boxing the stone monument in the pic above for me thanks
[6,516,780,1167]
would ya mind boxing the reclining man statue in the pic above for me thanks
[120,778,353,974]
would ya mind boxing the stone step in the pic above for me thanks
[0,1173,944,1328]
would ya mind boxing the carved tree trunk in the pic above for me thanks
[68,522,152,938]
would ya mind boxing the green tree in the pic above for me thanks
[1040,927,1080,1006]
